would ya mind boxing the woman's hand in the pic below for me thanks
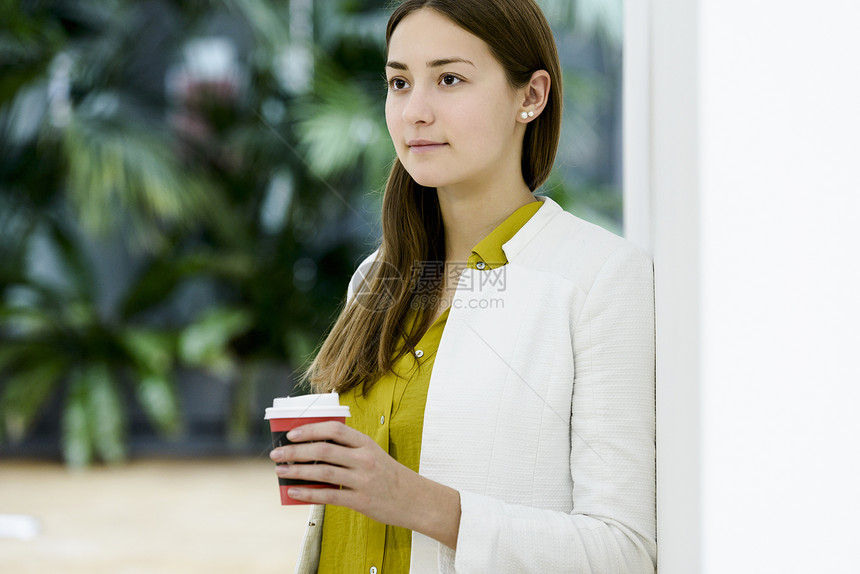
[269,421,461,549]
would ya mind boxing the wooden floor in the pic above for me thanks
[0,458,310,573]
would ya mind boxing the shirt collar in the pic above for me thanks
[467,200,543,270]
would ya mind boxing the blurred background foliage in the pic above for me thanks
[0,0,623,466]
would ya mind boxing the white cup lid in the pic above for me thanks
[264,393,350,419]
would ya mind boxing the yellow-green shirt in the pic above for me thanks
[318,200,542,574]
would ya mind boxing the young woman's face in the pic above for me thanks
[385,9,526,191]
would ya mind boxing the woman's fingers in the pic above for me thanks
[269,421,371,475]
[276,458,348,487]
[273,438,340,464]
[286,485,353,506]
[286,420,364,447]
[270,422,366,463]
[267,421,408,521]
[270,441,362,491]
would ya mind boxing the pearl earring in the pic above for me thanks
[520,111,528,119]
[528,111,535,117]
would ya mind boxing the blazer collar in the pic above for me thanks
[501,195,563,263]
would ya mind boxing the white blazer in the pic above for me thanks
[294,196,656,574]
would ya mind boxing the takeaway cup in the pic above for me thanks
[265,393,351,505]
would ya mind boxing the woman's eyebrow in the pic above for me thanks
[385,57,476,70]
[427,57,475,68]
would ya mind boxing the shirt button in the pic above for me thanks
[379,415,385,425]
[475,261,486,270]
[415,349,424,358]
[370,567,378,574]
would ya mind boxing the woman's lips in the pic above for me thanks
[408,140,447,153]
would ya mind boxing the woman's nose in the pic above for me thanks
[402,86,434,125]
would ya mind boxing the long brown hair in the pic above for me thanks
[306,0,563,395]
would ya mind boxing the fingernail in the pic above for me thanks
[287,429,302,441]
[288,488,303,498]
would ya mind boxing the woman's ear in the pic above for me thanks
[518,70,551,122]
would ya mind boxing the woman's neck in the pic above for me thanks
[436,179,536,265]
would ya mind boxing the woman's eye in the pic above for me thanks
[440,74,461,86]
[388,78,408,90]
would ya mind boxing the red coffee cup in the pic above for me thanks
[265,393,351,505]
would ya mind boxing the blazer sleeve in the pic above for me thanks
[345,248,381,304]
[449,244,656,574]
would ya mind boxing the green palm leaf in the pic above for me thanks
[135,373,182,437]
[0,360,66,443]
[62,370,93,468]
[62,107,212,251]
[82,363,126,464]
[295,70,386,178]
[178,307,253,377]
[120,329,175,375]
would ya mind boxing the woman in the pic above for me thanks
[270,1,656,572]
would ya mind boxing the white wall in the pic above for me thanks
[629,1,860,571]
